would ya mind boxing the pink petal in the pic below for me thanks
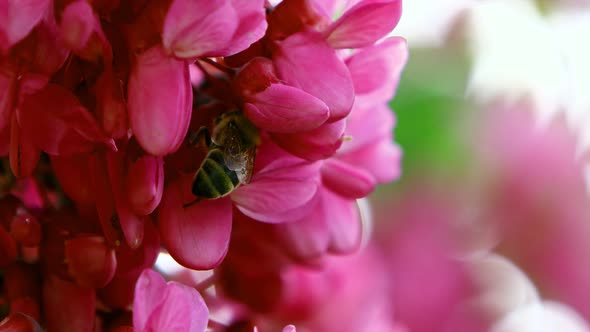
[275,194,331,261]
[324,188,361,254]
[346,37,408,106]
[0,313,41,332]
[27,16,70,75]
[17,84,115,155]
[271,119,346,161]
[59,0,95,51]
[94,70,128,139]
[325,0,402,49]
[0,0,50,53]
[244,84,329,133]
[216,0,267,56]
[282,325,297,332]
[232,157,321,223]
[339,103,394,153]
[43,274,96,332]
[64,235,117,288]
[147,282,209,332]
[90,152,125,247]
[9,113,40,178]
[321,158,376,198]
[0,225,18,267]
[126,155,164,216]
[133,269,167,332]
[128,45,192,156]
[107,149,145,249]
[0,68,16,132]
[158,175,232,270]
[272,30,354,121]
[337,136,401,183]
[162,0,238,58]
[51,153,95,205]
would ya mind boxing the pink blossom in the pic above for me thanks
[158,140,321,270]
[133,269,209,332]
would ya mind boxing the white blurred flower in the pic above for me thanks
[465,0,570,121]
[393,0,475,47]
[492,301,590,332]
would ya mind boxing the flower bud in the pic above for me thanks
[128,46,192,156]
[10,213,41,247]
[64,236,117,288]
[126,156,164,216]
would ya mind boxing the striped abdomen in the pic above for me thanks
[192,149,240,199]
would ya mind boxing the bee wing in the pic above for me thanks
[236,146,256,184]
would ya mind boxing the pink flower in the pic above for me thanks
[133,269,209,332]
[158,140,321,270]
[128,45,192,156]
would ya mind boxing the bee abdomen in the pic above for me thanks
[192,149,240,199]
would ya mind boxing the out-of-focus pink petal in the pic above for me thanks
[162,0,238,58]
[272,30,354,121]
[232,155,321,223]
[346,37,408,106]
[321,158,376,198]
[17,84,115,155]
[282,325,297,332]
[158,175,232,270]
[325,0,402,49]
[128,46,192,156]
[216,0,267,56]
[126,155,164,216]
[244,84,329,133]
[271,119,346,161]
[133,269,167,332]
[145,282,209,332]
[0,0,50,53]
[43,275,96,332]
[64,235,117,288]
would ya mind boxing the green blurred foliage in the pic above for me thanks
[387,46,473,192]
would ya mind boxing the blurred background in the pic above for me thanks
[367,0,590,331]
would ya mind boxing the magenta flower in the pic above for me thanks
[133,269,209,332]
[158,139,321,270]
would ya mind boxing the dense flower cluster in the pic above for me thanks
[0,0,406,331]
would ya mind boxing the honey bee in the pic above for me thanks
[190,111,260,201]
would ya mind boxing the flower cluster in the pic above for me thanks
[0,0,406,331]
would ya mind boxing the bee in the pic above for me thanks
[189,111,260,202]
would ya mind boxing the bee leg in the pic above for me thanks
[189,127,212,148]
[182,197,202,209]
